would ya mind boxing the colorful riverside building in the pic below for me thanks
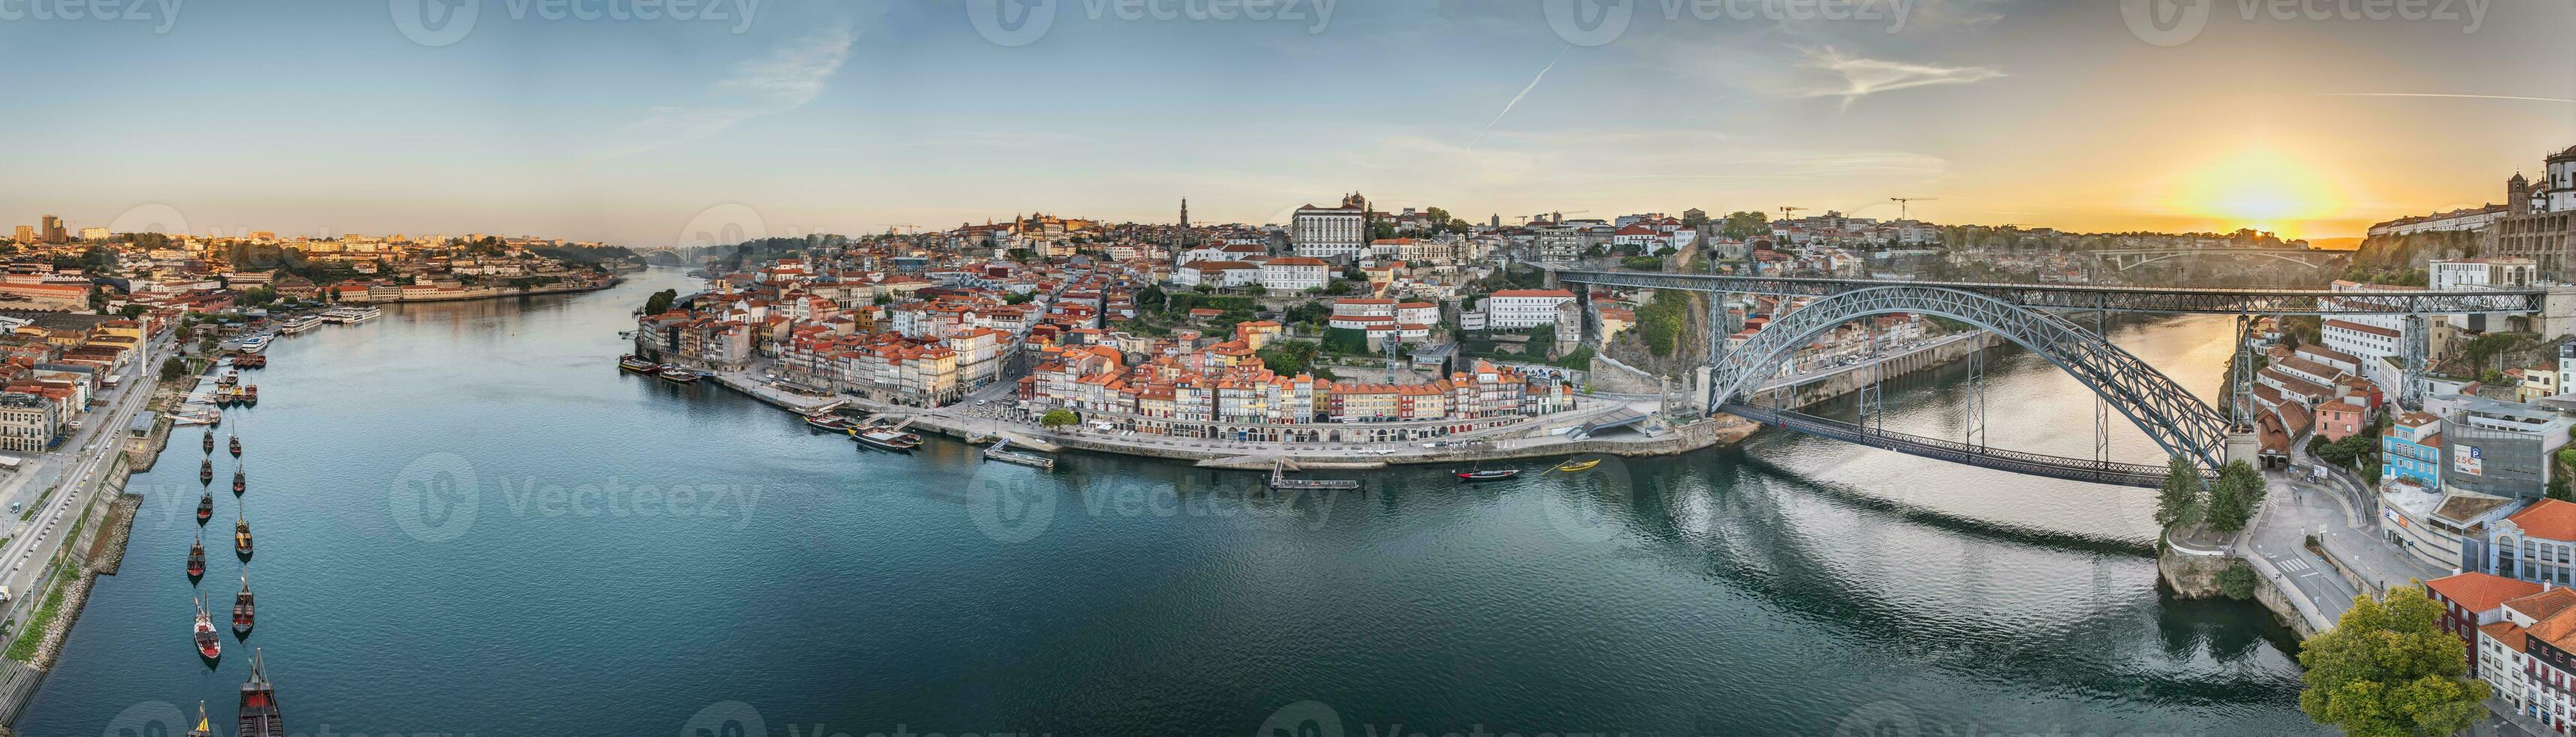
[2382,411,2444,490]
[2485,499,2576,587]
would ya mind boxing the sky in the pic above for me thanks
[1,0,2570,247]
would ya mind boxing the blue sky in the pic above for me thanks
[2,0,2571,245]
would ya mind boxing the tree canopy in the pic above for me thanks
[2299,584,2491,736]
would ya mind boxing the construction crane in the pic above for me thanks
[1889,198,1939,220]
[885,223,924,235]
[1778,206,1807,223]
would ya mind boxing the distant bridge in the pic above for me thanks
[2090,247,2342,272]
[1551,268,2545,481]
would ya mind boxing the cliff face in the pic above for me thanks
[2349,230,2486,270]
[1602,289,1711,380]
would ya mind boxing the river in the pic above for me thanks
[18,268,2324,736]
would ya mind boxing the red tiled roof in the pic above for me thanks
[2426,572,2544,614]
[2508,499,2576,541]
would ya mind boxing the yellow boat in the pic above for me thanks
[1554,459,1600,473]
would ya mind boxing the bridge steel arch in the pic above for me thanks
[1709,285,2232,470]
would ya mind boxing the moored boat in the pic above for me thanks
[202,428,215,453]
[804,414,858,433]
[243,385,258,405]
[233,468,246,496]
[187,533,206,579]
[618,355,658,373]
[197,491,213,524]
[235,508,254,560]
[193,596,221,660]
[238,649,283,736]
[200,459,214,486]
[232,572,256,635]
[855,429,924,452]
[657,365,701,384]
[185,701,212,737]
[1554,459,1600,473]
[229,434,241,457]
[1454,469,1524,483]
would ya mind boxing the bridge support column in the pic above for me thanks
[2402,313,2429,411]
[2226,431,2263,467]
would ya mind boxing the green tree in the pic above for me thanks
[642,289,680,316]
[2155,455,2201,529]
[1255,339,1329,378]
[1137,286,1167,314]
[2205,460,2265,533]
[2298,584,2491,736]
[159,356,187,382]
[1719,211,1771,241]
[2218,562,2257,600]
[1682,210,1710,229]
[1039,409,1079,431]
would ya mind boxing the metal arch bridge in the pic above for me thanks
[1550,269,2547,484]
[2090,247,2343,272]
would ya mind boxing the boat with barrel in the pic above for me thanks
[196,491,213,524]
[855,428,924,452]
[235,507,254,560]
[229,433,241,457]
[186,532,205,580]
[202,428,214,453]
[232,572,256,636]
[192,596,221,660]
[619,355,658,373]
[243,385,259,405]
[233,467,246,496]
[200,459,214,486]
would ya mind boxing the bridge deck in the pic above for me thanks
[1723,404,2216,488]
[1552,269,2544,315]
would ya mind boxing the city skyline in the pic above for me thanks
[1,2,2570,247]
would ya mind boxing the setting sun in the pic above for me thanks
[2172,145,2347,237]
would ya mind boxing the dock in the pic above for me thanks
[1269,458,1360,490]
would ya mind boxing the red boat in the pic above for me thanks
[202,429,214,454]
[243,385,259,405]
[238,649,283,737]
[197,491,213,523]
[200,459,214,486]
[187,533,206,578]
[193,596,221,660]
[229,434,241,457]
[1453,469,1524,483]
[233,468,246,496]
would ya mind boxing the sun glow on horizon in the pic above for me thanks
[2168,144,2348,239]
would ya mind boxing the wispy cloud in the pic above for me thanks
[592,26,855,162]
[2317,93,2576,105]
[1471,55,1560,151]
[1799,47,2004,110]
